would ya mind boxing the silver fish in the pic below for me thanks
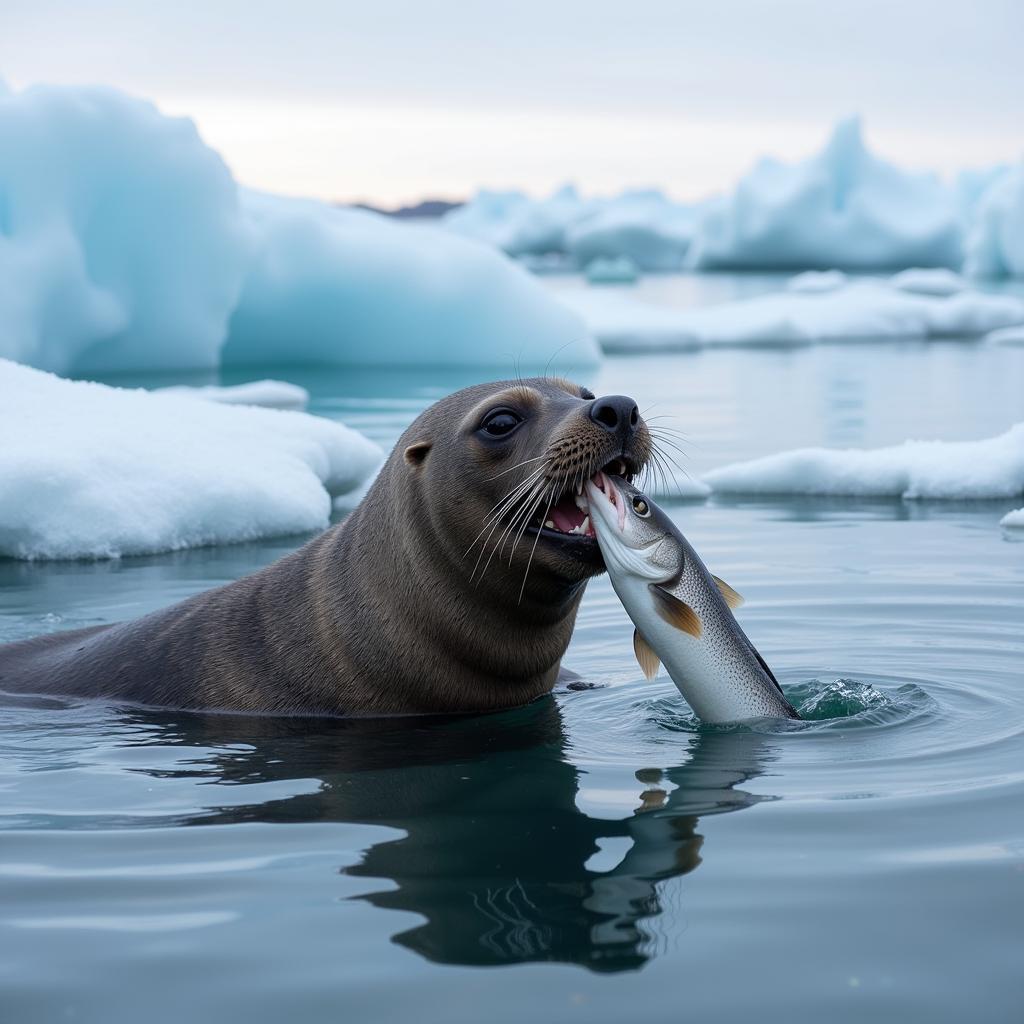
[585,472,799,723]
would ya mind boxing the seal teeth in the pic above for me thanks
[545,520,555,529]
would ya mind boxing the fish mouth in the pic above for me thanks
[524,457,637,552]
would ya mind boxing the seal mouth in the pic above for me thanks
[526,457,637,547]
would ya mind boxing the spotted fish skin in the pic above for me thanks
[585,473,799,724]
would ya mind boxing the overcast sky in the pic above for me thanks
[3,0,1022,205]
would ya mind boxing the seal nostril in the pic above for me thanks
[593,401,620,430]
[590,395,640,436]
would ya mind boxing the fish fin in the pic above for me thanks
[650,586,702,638]
[712,575,744,609]
[633,629,661,680]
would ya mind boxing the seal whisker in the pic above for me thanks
[518,486,558,604]
[477,477,549,583]
[464,466,546,561]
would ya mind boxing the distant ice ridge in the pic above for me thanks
[561,275,1024,351]
[445,186,698,272]
[0,360,382,560]
[687,119,963,271]
[964,163,1024,279]
[704,423,1024,501]
[152,380,310,410]
[0,82,595,376]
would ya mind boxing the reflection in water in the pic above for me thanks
[128,698,775,973]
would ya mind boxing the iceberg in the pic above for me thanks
[566,191,696,272]
[964,163,1024,279]
[0,82,596,377]
[0,360,381,560]
[686,119,963,272]
[0,83,249,376]
[152,379,310,410]
[1001,508,1024,528]
[704,424,1024,501]
[560,276,1024,352]
[227,190,597,369]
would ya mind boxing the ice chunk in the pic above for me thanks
[964,164,1024,279]
[0,83,250,376]
[1001,508,1024,528]
[583,256,640,284]
[152,380,310,410]
[704,423,1024,500]
[984,325,1024,346]
[227,190,598,369]
[560,278,1024,352]
[889,268,968,296]
[786,270,848,293]
[0,360,381,560]
[687,119,963,271]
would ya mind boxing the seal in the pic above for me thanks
[0,378,651,716]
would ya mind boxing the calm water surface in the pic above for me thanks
[2,276,1023,1022]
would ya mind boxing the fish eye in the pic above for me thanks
[631,495,651,517]
[479,408,523,437]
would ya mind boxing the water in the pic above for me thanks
[2,275,1024,1022]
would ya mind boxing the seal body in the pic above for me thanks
[0,378,650,715]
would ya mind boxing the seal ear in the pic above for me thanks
[404,441,432,468]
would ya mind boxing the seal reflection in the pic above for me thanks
[131,700,774,973]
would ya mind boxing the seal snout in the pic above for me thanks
[589,394,641,445]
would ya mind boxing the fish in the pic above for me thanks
[584,472,800,723]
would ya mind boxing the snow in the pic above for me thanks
[0,83,249,376]
[0,359,382,560]
[964,163,1024,279]
[152,380,310,410]
[686,119,963,272]
[1001,508,1024,528]
[984,325,1024,346]
[560,277,1024,352]
[0,81,595,377]
[227,190,598,369]
[704,424,1024,500]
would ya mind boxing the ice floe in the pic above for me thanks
[152,380,310,410]
[686,119,963,271]
[984,325,1024,346]
[704,423,1024,500]
[0,82,594,377]
[0,360,381,560]
[560,276,1024,352]
[1001,508,1024,528]
[964,163,1024,279]
[889,268,969,296]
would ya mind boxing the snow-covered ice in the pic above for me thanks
[152,379,310,410]
[704,424,1024,500]
[1001,508,1024,528]
[964,163,1024,279]
[560,277,1024,352]
[0,82,595,377]
[786,270,848,293]
[0,360,381,560]
[228,190,597,369]
[686,119,963,272]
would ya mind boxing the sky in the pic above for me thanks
[2,0,1022,206]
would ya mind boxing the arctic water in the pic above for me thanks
[1,275,1023,1023]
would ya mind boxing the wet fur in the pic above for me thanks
[0,378,650,715]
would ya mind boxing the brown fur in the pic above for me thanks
[0,378,650,715]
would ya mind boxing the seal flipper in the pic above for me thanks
[633,629,661,679]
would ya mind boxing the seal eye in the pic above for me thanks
[480,409,523,437]
[631,495,651,517]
